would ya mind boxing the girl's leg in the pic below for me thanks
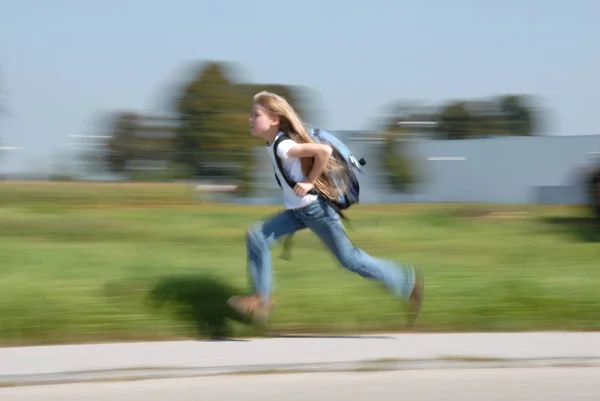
[228,209,305,321]
[298,198,423,312]
[246,209,306,300]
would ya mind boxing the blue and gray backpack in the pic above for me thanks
[272,127,367,259]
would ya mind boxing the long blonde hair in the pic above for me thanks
[253,90,344,201]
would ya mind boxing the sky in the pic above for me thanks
[1,0,599,174]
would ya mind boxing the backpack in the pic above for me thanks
[271,127,367,259]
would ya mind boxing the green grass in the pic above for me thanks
[1,181,599,345]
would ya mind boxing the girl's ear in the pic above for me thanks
[270,114,280,127]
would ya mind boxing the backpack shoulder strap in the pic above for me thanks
[272,133,297,190]
[271,134,297,261]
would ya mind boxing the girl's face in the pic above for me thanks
[249,104,278,139]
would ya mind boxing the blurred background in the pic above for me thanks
[1,1,599,208]
[0,1,599,343]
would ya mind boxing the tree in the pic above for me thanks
[587,166,600,220]
[379,126,424,192]
[92,60,318,190]
[499,95,536,136]
[374,101,438,140]
[174,61,250,179]
[94,111,176,180]
[467,100,505,137]
[435,95,539,139]
[171,60,314,195]
[105,112,141,174]
[436,101,473,139]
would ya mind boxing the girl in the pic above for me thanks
[227,91,423,327]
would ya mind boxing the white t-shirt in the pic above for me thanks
[267,132,318,209]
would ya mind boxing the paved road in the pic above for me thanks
[2,368,599,401]
[3,332,600,378]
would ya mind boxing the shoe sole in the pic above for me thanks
[226,297,271,325]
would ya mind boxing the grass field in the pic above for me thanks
[1,181,599,345]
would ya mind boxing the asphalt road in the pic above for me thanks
[2,368,599,401]
[5,332,600,378]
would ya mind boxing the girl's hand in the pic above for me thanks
[294,182,314,196]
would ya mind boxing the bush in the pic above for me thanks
[379,130,422,192]
[587,167,600,219]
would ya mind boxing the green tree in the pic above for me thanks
[174,61,250,179]
[375,100,438,140]
[105,112,142,174]
[467,100,505,137]
[499,95,536,136]
[435,95,539,139]
[96,111,175,180]
[379,128,423,192]
[436,101,473,139]
[171,60,315,195]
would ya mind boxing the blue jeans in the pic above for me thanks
[246,197,416,302]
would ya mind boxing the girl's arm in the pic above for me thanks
[287,143,332,184]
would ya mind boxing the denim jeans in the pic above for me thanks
[246,196,416,302]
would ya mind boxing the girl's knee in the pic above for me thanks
[336,248,374,278]
[246,222,266,246]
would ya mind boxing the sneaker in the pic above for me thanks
[227,294,272,324]
[407,266,424,329]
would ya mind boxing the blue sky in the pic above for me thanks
[1,0,598,173]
